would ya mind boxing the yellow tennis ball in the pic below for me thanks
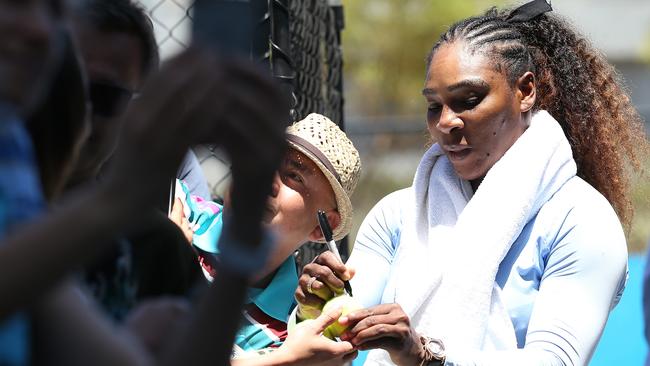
[322,295,362,339]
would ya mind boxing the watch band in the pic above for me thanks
[418,335,446,366]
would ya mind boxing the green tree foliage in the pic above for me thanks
[343,0,505,116]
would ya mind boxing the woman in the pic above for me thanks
[294,0,649,365]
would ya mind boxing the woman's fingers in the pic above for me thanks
[294,250,358,326]
[310,278,335,300]
[354,339,397,352]
[339,304,411,342]
[346,321,406,346]
[341,303,405,324]
[315,251,354,282]
[296,274,329,305]
[298,272,334,301]
[336,303,422,364]
[295,277,327,305]
[346,320,422,365]
[301,265,341,297]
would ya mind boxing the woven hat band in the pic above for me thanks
[286,134,342,184]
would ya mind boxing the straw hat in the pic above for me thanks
[286,113,361,241]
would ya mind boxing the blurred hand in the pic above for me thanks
[339,303,422,365]
[124,297,192,362]
[101,48,288,247]
[277,307,357,366]
[295,251,355,320]
[218,61,289,247]
[104,48,225,206]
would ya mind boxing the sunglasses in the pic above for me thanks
[89,81,136,118]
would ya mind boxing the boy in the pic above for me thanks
[172,113,361,356]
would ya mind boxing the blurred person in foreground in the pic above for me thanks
[170,113,361,365]
[294,0,649,365]
[67,0,210,201]
[66,0,208,319]
[0,1,291,366]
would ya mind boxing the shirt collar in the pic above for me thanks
[247,256,298,322]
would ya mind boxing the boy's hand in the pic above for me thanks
[295,251,355,320]
[169,198,192,245]
[277,307,357,366]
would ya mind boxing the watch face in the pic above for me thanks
[426,338,445,359]
[429,341,443,354]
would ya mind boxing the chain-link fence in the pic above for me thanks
[135,0,348,263]
[288,1,344,124]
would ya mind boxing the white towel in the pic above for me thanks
[366,111,576,364]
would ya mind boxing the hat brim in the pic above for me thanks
[286,140,352,242]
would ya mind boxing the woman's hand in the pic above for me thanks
[294,251,355,320]
[339,303,423,365]
[277,308,357,366]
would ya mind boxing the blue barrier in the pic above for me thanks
[592,254,647,366]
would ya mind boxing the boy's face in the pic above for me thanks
[0,0,62,115]
[259,148,339,278]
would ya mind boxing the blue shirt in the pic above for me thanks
[0,104,45,366]
[235,257,298,352]
[176,181,298,353]
[349,176,627,365]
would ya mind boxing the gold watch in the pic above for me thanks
[418,335,446,366]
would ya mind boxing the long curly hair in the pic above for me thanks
[426,7,649,228]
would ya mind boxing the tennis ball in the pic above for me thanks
[322,294,362,339]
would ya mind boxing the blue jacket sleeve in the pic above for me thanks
[445,190,627,366]
[347,189,408,309]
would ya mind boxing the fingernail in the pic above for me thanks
[339,316,348,324]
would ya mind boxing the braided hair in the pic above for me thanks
[426,7,648,228]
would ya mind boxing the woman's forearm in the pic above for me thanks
[443,348,563,366]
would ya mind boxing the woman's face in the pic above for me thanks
[423,41,534,184]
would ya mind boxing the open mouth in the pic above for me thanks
[443,145,472,161]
